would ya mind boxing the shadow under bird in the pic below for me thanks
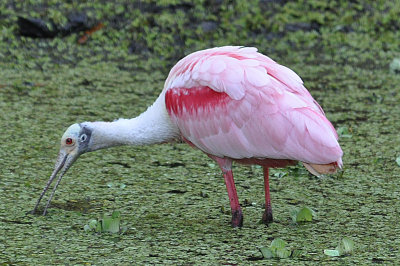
[32,46,343,227]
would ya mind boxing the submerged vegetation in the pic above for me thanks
[1,0,400,264]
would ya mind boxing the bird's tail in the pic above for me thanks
[303,159,342,176]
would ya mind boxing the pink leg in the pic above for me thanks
[262,167,273,224]
[209,155,243,227]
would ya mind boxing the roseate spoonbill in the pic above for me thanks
[32,46,343,227]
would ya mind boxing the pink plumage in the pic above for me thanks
[164,46,343,227]
[33,46,343,227]
[165,46,342,166]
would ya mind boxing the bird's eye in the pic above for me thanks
[80,134,87,142]
[65,138,73,145]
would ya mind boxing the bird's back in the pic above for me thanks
[164,46,342,168]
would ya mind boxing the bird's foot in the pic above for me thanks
[262,209,273,225]
[231,209,243,228]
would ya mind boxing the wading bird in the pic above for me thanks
[32,46,343,227]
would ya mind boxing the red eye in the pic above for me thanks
[66,138,73,145]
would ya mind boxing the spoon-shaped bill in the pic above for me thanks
[32,150,77,215]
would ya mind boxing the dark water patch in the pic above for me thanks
[372,258,389,264]
[247,255,263,261]
[47,198,103,214]
[1,218,33,225]
[285,22,321,32]
[108,161,131,168]
[335,115,369,124]
[167,189,186,194]
[152,161,186,168]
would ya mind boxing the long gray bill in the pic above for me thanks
[31,153,68,215]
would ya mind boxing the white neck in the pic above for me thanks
[85,94,179,151]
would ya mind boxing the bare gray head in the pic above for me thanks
[32,123,93,215]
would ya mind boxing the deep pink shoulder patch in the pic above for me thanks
[165,86,230,117]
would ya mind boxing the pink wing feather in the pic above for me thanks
[164,46,342,166]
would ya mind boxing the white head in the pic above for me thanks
[32,123,94,215]
[60,123,92,159]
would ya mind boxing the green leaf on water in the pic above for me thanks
[259,246,273,259]
[270,238,286,250]
[336,237,355,255]
[324,237,355,257]
[396,156,400,167]
[108,183,126,189]
[273,171,287,178]
[291,207,314,223]
[84,219,99,232]
[84,211,124,234]
[100,211,122,234]
[324,249,341,256]
[120,225,128,235]
[208,163,216,168]
[260,238,300,259]
[88,219,98,230]
[390,58,400,74]
[337,126,352,138]
[297,207,314,222]
[83,224,91,232]
[111,210,121,219]
[96,220,102,233]
[101,216,114,232]
[291,250,302,257]
[107,218,121,234]
[275,247,291,259]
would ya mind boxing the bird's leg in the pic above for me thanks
[262,167,273,224]
[209,155,243,228]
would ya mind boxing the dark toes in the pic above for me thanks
[262,210,273,225]
[231,209,243,228]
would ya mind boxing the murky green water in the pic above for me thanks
[1,1,400,264]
